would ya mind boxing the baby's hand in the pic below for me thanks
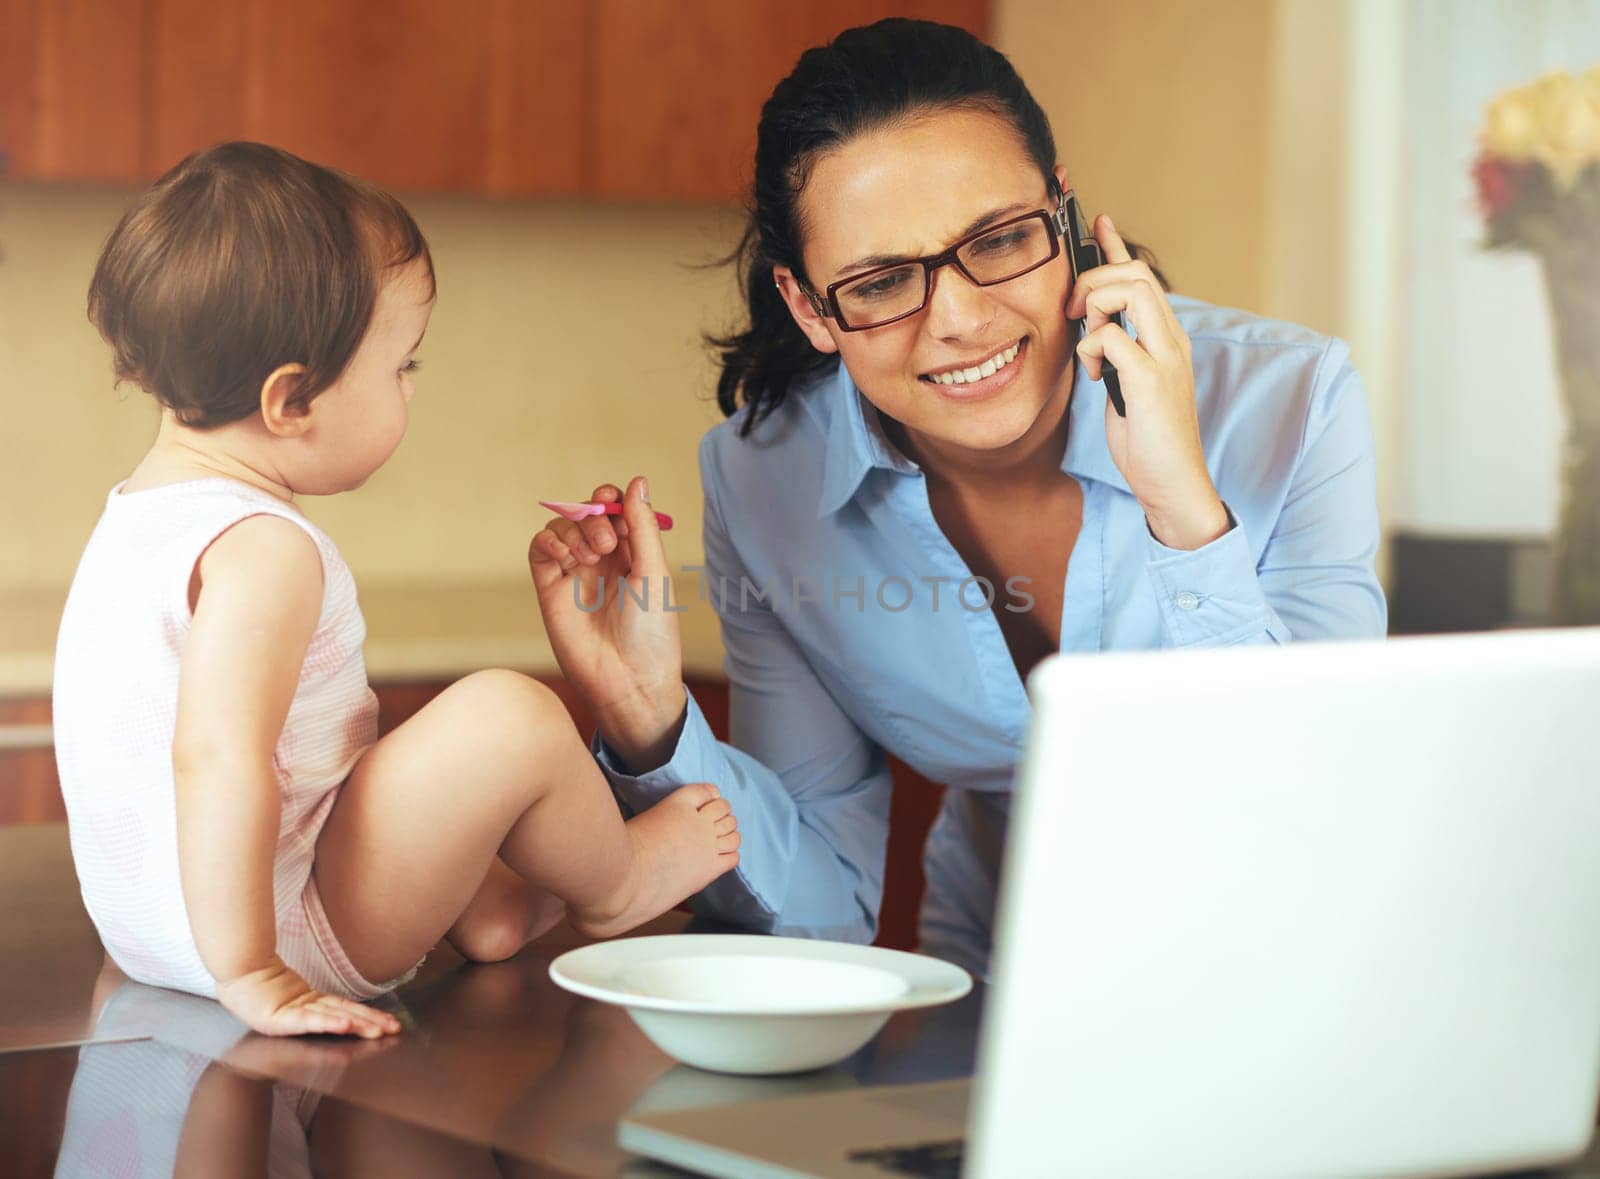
[215,959,400,1039]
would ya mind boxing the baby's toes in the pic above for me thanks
[712,811,737,836]
[717,828,741,858]
[677,782,722,811]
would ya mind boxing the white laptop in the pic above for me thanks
[621,628,1600,1178]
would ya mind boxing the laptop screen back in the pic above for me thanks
[972,630,1600,1178]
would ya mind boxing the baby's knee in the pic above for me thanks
[453,669,564,722]
[453,908,534,964]
[448,670,581,755]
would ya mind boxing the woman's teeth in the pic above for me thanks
[925,341,1022,386]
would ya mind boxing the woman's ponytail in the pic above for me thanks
[709,220,835,430]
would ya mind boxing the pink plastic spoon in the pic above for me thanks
[539,500,674,531]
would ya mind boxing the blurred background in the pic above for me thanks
[2,0,1598,940]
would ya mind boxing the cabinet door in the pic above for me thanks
[0,0,146,183]
[588,0,990,202]
[482,0,587,197]
[146,0,583,195]
[143,0,245,177]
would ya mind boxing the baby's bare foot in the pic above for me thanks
[569,783,739,938]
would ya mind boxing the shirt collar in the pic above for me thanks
[817,361,920,518]
[816,355,1130,519]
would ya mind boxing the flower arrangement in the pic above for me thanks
[1473,66,1600,256]
[1472,65,1600,625]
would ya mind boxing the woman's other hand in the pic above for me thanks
[1068,215,1231,551]
[528,475,689,771]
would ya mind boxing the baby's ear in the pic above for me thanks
[259,364,312,437]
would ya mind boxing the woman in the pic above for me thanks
[528,19,1385,977]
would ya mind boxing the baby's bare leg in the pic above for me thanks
[316,670,630,981]
[445,857,564,964]
[314,671,735,984]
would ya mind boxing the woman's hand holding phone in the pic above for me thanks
[528,476,689,772]
[1068,214,1231,551]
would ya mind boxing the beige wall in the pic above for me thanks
[1007,0,1376,567]
[1002,0,1278,318]
[0,1,1367,685]
[0,186,743,584]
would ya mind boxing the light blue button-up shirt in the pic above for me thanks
[596,294,1386,978]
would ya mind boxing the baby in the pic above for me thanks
[52,142,738,1039]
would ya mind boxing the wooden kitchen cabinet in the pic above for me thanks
[2,0,588,194]
[165,0,500,189]
[1,0,988,200]
[589,0,990,202]
[0,0,147,183]
[146,0,586,196]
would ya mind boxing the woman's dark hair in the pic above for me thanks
[88,141,434,429]
[710,18,1167,435]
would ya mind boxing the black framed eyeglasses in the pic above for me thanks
[797,192,1072,332]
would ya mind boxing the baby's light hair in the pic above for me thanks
[88,141,434,428]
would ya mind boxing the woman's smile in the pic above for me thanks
[918,336,1028,402]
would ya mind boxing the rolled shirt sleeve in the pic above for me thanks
[592,446,894,944]
[1144,337,1387,648]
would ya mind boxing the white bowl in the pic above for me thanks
[549,934,971,1075]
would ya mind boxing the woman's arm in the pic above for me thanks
[596,477,896,938]
[1140,339,1386,647]
[176,515,396,1037]
[531,475,895,943]
[1236,339,1386,641]
[1069,215,1384,647]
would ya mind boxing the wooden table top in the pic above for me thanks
[0,823,982,1177]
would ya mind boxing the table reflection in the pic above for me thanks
[53,1034,528,1178]
[41,931,983,1177]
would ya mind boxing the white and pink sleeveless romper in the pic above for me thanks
[53,477,408,1001]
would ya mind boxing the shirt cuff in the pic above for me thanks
[1144,503,1272,646]
[592,689,720,816]
[591,689,788,927]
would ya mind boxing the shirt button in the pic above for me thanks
[1176,591,1200,611]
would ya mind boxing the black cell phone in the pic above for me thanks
[1059,188,1127,417]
